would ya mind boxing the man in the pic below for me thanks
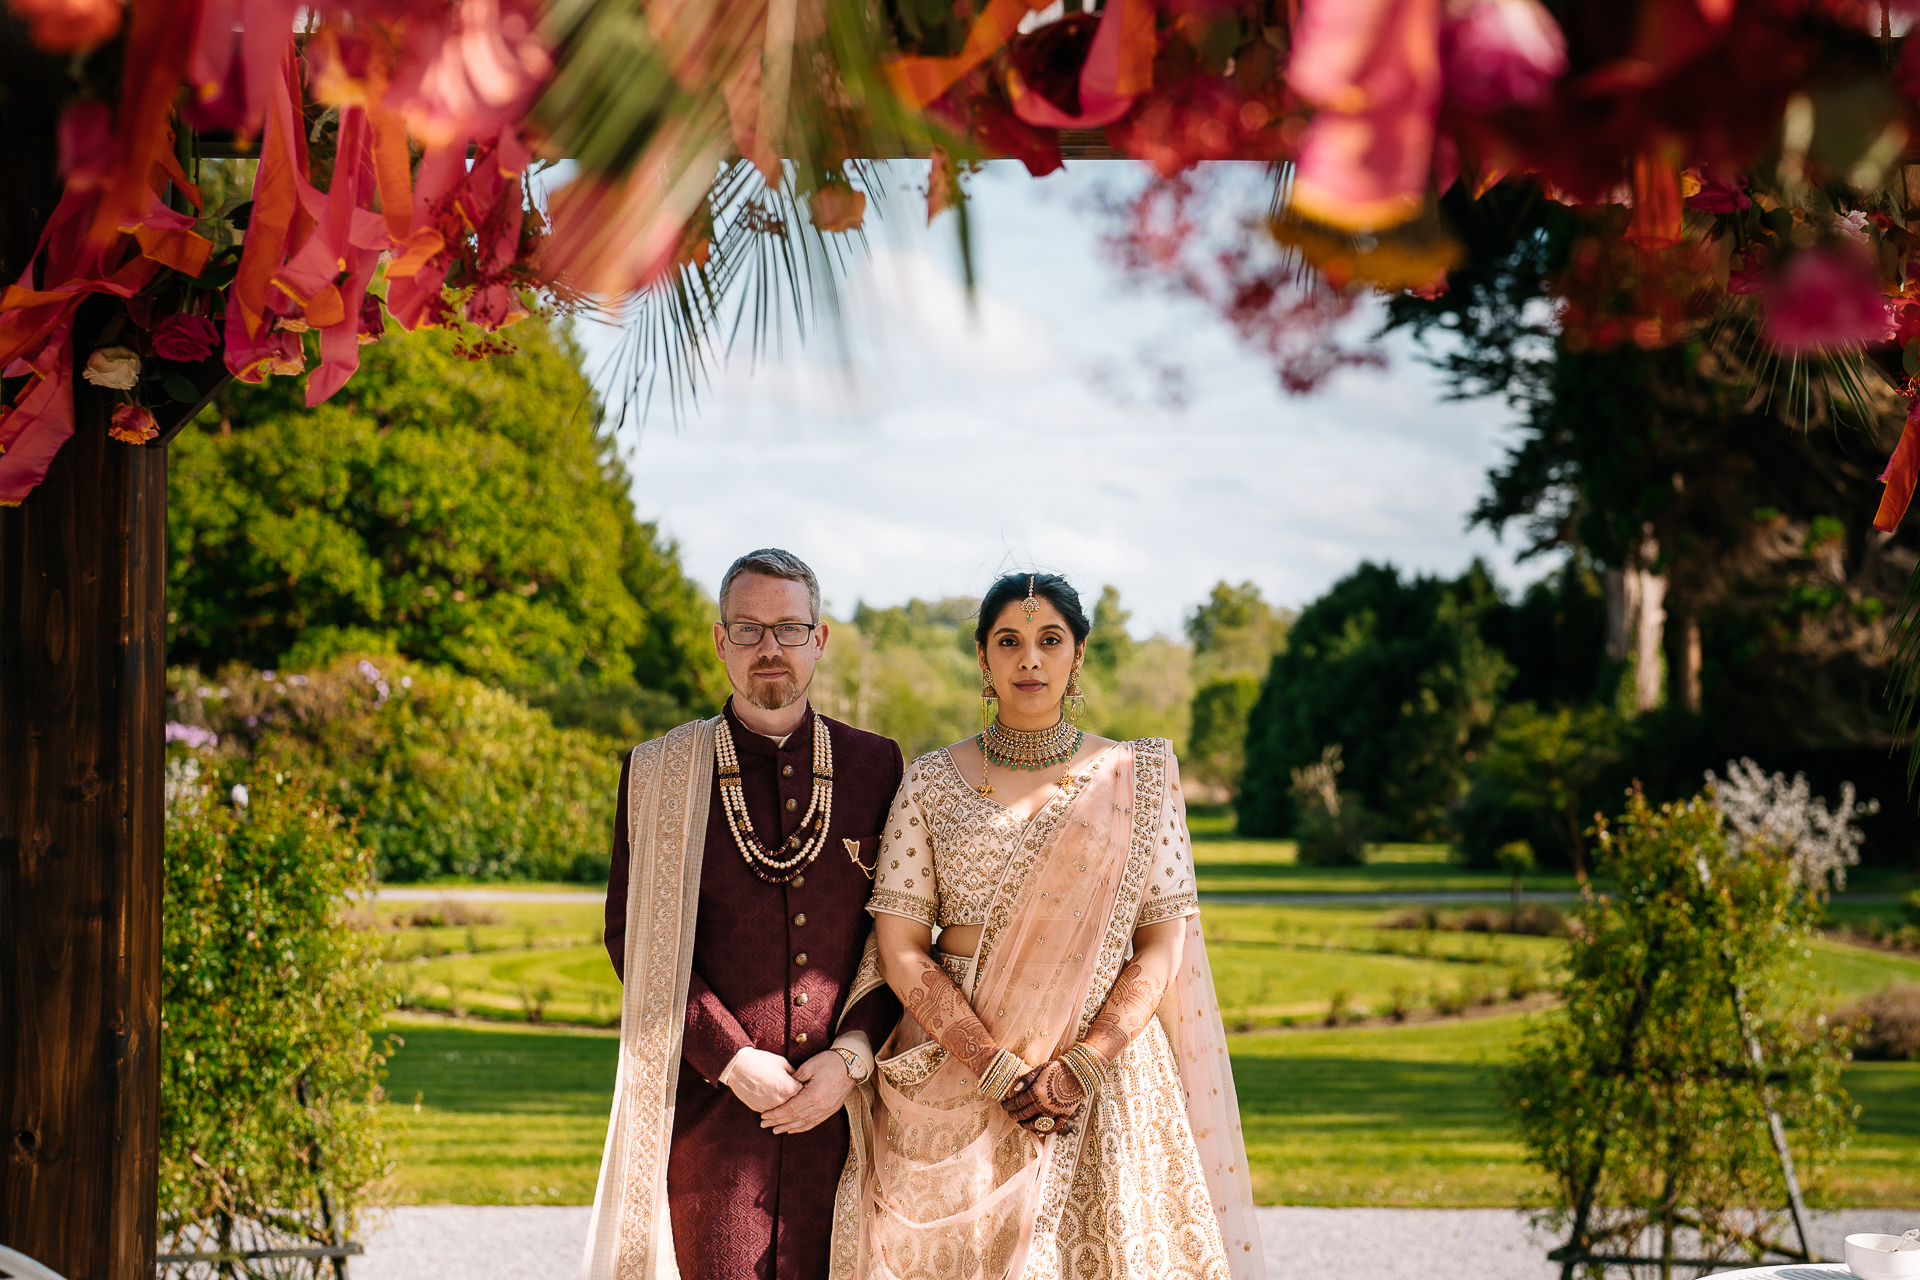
[582,548,903,1280]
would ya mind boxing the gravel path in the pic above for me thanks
[350,1206,1918,1280]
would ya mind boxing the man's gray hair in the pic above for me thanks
[719,548,821,622]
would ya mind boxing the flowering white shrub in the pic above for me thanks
[1704,758,1878,891]
[163,755,206,818]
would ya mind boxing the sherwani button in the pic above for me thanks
[783,764,794,777]
[795,952,809,965]
[794,913,807,926]
[791,874,805,888]
[795,1032,808,1044]
[785,797,798,811]
[795,993,809,1006]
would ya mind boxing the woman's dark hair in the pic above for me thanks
[974,573,1091,648]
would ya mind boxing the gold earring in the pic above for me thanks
[1064,668,1084,726]
[981,668,998,731]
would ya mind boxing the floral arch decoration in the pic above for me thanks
[4,0,1920,528]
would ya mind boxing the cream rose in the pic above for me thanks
[82,345,141,390]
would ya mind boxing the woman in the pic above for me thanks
[856,573,1264,1280]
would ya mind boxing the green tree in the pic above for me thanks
[1388,183,1920,859]
[1186,580,1292,683]
[813,599,981,758]
[1184,581,1292,799]
[1458,703,1625,880]
[172,656,620,882]
[1084,584,1136,677]
[168,322,723,737]
[812,590,1195,757]
[1187,674,1261,801]
[1239,561,1511,839]
[1502,788,1853,1270]
[1477,558,1608,710]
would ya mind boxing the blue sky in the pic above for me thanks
[567,161,1540,637]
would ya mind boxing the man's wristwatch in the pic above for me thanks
[833,1046,870,1083]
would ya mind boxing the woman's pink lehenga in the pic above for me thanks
[856,741,1264,1280]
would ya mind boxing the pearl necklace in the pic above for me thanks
[981,716,1083,772]
[715,716,834,884]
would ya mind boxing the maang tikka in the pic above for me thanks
[1022,575,1039,623]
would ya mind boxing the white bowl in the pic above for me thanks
[1846,1234,1920,1280]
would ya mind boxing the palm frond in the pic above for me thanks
[1712,305,1890,428]
[596,158,897,430]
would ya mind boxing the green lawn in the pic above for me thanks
[1186,818,1588,898]
[368,831,1920,1207]
[377,1011,1920,1208]
[375,896,1920,1031]
[382,1016,615,1205]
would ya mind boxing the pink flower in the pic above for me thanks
[1836,210,1872,246]
[265,330,306,377]
[1441,0,1567,112]
[1686,170,1750,214]
[109,404,158,444]
[1286,0,1445,231]
[1761,247,1892,353]
[165,722,218,750]
[1890,298,1920,350]
[356,293,387,347]
[152,314,220,362]
[9,0,122,53]
[1728,243,1770,295]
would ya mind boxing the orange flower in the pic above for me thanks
[109,404,159,444]
[810,184,867,234]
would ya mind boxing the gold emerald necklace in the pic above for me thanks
[980,716,1083,772]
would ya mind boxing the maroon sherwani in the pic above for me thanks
[605,701,903,1280]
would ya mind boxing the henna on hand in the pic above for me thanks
[1002,1061,1082,1133]
[898,952,1004,1080]
[1081,959,1172,1065]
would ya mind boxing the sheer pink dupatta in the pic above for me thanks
[864,748,1134,1280]
[859,743,1264,1280]
[1161,914,1264,1272]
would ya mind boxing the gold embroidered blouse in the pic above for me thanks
[867,738,1201,931]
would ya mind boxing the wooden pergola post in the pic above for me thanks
[0,375,168,1280]
[0,28,184,1273]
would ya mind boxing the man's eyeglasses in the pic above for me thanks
[722,621,818,648]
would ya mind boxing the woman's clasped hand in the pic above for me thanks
[1003,1060,1086,1135]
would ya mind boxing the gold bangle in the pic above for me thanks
[1061,1043,1111,1099]
[977,1049,1025,1101]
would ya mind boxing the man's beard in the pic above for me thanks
[740,662,807,711]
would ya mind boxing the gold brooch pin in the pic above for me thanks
[844,837,875,879]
